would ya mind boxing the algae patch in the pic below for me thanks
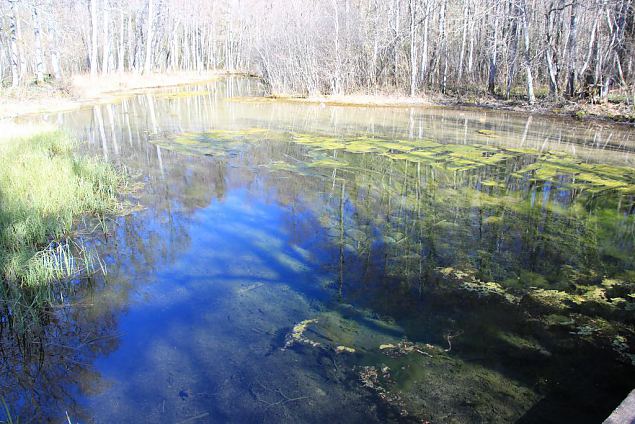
[283,319,320,350]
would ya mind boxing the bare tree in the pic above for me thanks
[488,0,501,95]
[8,0,20,86]
[520,0,535,104]
[90,0,98,75]
[0,0,632,107]
[143,0,153,73]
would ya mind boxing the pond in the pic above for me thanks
[2,78,634,423]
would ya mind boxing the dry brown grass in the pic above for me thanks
[0,70,236,120]
[70,71,226,98]
[291,94,433,108]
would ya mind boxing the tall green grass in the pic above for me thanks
[0,131,127,332]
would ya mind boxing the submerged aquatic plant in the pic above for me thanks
[283,318,320,349]
[155,128,635,195]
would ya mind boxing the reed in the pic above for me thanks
[0,131,126,332]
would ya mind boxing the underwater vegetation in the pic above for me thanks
[151,125,635,421]
[152,128,635,194]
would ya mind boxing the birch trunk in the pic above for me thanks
[118,7,125,73]
[8,0,20,86]
[102,0,110,74]
[90,0,98,75]
[457,0,469,82]
[144,0,154,73]
[566,0,579,97]
[32,4,45,83]
[409,0,416,96]
[506,5,519,99]
[521,0,536,104]
[47,0,62,79]
[487,0,501,94]
[420,2,429,86]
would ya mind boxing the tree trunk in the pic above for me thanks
[16,8,27,79]
[457,0,469,83]
[47,0,62,79]
[439,0,448,94]
[144,0,154,74]
[520,0,536,104]
[8,0,20,86]
[488,0,501,95]
[409,0,416,96]
[102,0,110,75]
[467,1,475,77]
[566,0,578,97]
[118,7,125,73]
[392,0,400,85]
[545,0,561,97]
[127,10,135,72]
[90,0,98,75]
[506,4,519,100]
[420,1,429,86]
[332,0,341,94]
[32,4,45,83]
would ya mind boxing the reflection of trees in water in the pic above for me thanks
[66,79,635,168]
[0,131,236,423]
[244,138,634,422]
[0,297,119,422]
[0,151,228,421]
[14,79,629,421]
[319,150,632,288]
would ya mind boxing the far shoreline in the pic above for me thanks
[2,72,634,128]
[0,71,247,121]
[260,92,635,128]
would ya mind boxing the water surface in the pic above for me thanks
[2,78,635,423]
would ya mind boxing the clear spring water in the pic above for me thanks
[2,78,634,423]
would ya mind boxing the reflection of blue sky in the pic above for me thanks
[82,186,340,421]
[15,79,631,423]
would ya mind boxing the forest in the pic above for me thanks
[2,1,635,423]
[0,0,634,104]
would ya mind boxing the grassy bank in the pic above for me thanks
[0,131,128,331]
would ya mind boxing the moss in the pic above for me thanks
[513,152,635,193]
[335,345,356,353]
[575,110,587,119]
[363,344,539,422]
[309,158,350,168]
[483,215,503,225]
[263,160,298,172]
[435,267,520,303]
[344,141,384,153]
[476,129,499,137]
[283,319,320,349]
[497,332,550,356]
[155,129,634,197]
[542,314,576,327]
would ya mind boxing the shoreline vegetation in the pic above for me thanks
[0,130,131,333]
[1,72,633,126]
[0,0,633,124]
[241,88,635,125]
[0,71,238,120]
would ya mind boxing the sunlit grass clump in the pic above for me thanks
[0,131,127,326]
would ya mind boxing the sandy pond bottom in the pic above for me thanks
[66,193,542,424]
[1,78,634,423]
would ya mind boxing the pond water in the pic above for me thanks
[2,78,635,423]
